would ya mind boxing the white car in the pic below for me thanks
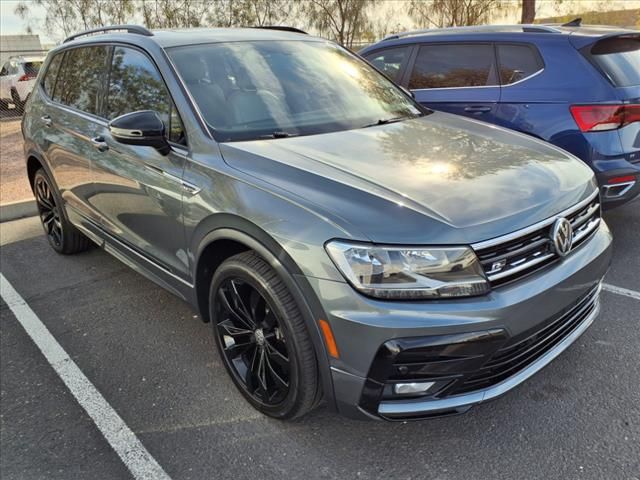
[0,56,45,112]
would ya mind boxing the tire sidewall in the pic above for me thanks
[209,260,305,419]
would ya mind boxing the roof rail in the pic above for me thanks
[64,25,153,43]
[251,26,307,34]
[382,24,561,41]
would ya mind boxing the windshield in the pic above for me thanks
[168,41,423,141]
[590,35,640,87]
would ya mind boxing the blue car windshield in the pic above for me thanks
[168,41,424,142]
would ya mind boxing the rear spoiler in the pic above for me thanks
[569,30,639,50]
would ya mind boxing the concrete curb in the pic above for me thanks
[0,199,37,223]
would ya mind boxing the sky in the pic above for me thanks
[1,0,639,45]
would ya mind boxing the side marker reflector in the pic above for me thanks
[318,319,339,359]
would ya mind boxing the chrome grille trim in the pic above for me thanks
[473,189,601,286]
[471,189,600,251]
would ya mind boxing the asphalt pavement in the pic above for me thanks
[1,200,638,480]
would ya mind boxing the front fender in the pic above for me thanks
[192,220,338,413]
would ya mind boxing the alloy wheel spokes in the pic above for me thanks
[36,177,62,246]
[215,278,291,405]
[218,287,255,330]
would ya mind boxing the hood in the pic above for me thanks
[219,112,597,244]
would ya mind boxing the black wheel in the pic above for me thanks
[209,251,320,419]
[33,169,91,254]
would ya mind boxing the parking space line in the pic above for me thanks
[602,283,640,301]
[0,273,172,480]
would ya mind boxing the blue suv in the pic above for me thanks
[361,24,640,208]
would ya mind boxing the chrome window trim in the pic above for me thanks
[501,67,544,87]
[410,66,544,92]
[471,189,600,251]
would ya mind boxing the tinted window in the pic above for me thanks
[364,47,409,82]
[54,46,109,115]
[590,36,640,87]
[168,41,423,142]
[0,63,8,76]
[409,44,496,89]
[24,61,43,76]
[42,54,63,97]
[107,47,184,144]
[497,44,542,84]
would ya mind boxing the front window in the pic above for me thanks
[168,41,423,142]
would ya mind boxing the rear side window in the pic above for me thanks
[590,36,640,87]
[42,54,63,97]
[54,46,110,115]
[409,44,496,89]
[497,44,543,85]
[107,46,185,144]
[364,47,409,82]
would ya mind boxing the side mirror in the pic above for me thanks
[108,110,171,155]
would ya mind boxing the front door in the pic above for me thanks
[90,45,190,281]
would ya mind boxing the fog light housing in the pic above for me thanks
[394,381,436,395]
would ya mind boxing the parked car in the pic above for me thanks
[360,24,640,209]
[0,55,44,113]
[22,25,612,421]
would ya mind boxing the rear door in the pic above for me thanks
[42,45,111,225]
[406,43,500,121]
[91,45,190,280]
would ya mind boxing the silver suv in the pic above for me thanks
[22,26,612,420]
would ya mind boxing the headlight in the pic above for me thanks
[325,240,490,299]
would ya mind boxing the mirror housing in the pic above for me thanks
[108,110,171,155]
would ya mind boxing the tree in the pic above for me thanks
[15,0,135,39]
[299,0,376,48]
[521,0,536,23]
[409,0,505,28]
[209,0,293,27]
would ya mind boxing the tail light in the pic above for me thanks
[18,73,36,82]
[570,104,640,132]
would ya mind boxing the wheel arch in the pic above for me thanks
[192,214,337,411]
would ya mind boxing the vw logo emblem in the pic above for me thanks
[552,217,573,257]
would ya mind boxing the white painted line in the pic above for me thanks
[602,283,640,301]
[0,273,172,480]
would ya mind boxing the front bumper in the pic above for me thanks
[310,222,612,420]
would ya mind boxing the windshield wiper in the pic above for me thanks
[258,131,297,139]
[360,116,413,129]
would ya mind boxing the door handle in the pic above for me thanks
[41,115,52,127]
[90,136,109,152]
[464,106,492,114]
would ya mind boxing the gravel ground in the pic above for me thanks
[0,119,32,204]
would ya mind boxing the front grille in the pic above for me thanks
[449,285,600,395]
[473,191,601,287]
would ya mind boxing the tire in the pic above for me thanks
[33,168,91,254]
[209,251,320,420]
